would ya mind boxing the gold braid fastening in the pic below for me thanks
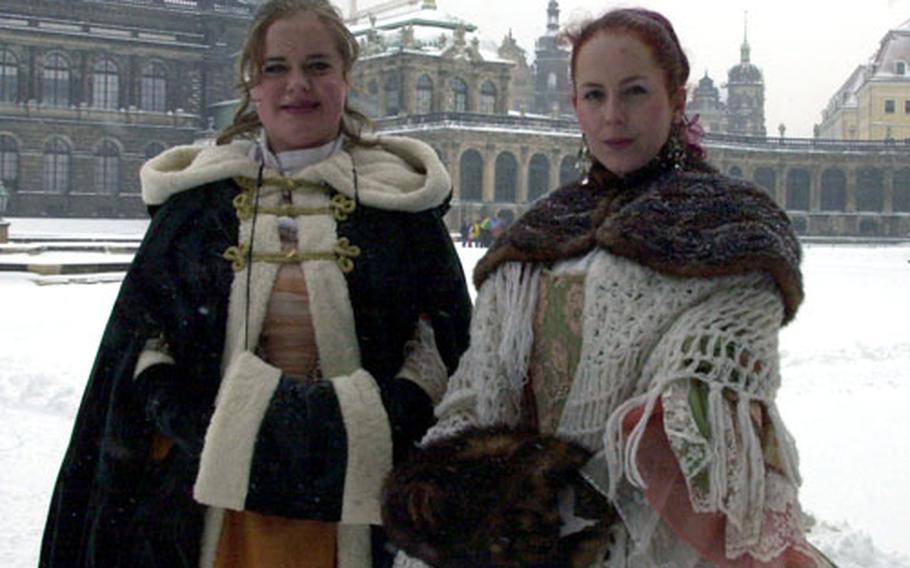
[222,237,362,273]
[232,177,356,221]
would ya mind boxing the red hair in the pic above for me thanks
[564,8,705,161]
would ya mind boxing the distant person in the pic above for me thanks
[39,1,471,567]
[384,7,834,568]
[459,220,470,247]
[469,220,482,247]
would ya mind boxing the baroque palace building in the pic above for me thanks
[818,17,910,141]
[1,0,908,238]
[350,0,908,238]
[0,0,253,217]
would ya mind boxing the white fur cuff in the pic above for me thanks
[194,351,282,510]
[330,369,393,524]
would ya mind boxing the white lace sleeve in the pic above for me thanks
[604,274,816,565]
[396,318,449,405]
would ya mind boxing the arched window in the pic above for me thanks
[144,142,167,161]
[856,168,884,212]
[560,155,579,185]
[753,167,776,196]
[384,74,401,116]
[729,166,743,178]
[547,72,557,90]
[893,168,910,213]
[785,169,810,211]
[0,134,18,190]
[140,62,167,112]
[93,58,119,110]
[820,168,846,212]
[95,139,120,195]
[494,152,517,202]
[416,74,433,114]
[0,49,18,103]
[459,149,483,202]
[43,53,70,107]
[527,153,550,202]
[43,137,71,194]
[451,78,468,112]
[480,81,497,114]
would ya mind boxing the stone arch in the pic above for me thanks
[451,77,468,112]
[820,168,847,212]
[459,149,483,202]
[416,74,433,114]
[856,168,884,212]
[43,136,72,194]
[494,151,518,202]
[0,133,19,190]
[140,60,168,112]
[753,167,776,195]
[893,167,910,213]
[785,168,810,211]
[560,155,579,185]
[94,138,122,195]
[42,52,71,107]
[527,153,550,202]
[480,80,497,114]
[92,57,120,110]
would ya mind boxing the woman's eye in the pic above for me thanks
[625,85,648,96]
[583,90,604,101]
[307,61,332,74]
[262,64,287,75]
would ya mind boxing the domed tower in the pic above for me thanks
[533,0,572,116]
[688,71,727,133]
[726,14,766,136]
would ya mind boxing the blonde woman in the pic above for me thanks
[39,1,471,567]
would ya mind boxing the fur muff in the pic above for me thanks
[382,426,614,568]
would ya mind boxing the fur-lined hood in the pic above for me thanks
[140,134,451,213]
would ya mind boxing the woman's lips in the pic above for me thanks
[603,138,633,150]
[282,101,320,114]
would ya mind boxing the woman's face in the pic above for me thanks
[572,31,684,177]
[251,12,348,152]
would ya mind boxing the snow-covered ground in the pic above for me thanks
[1,219,909,567]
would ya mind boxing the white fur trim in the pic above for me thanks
[140,142,259,206]
[220,215,281,373]
[337,525,372,568]
[139,135,450,212]
[133,349,175,379]
[199,507,225,568]
[194,351,282,510]
[330,369,393,525]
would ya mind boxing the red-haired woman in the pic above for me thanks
[385,8,832,568]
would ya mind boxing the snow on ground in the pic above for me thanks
[1,219,909,567]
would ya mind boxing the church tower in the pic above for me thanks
[533,0,572,116]
[725,14,766,136]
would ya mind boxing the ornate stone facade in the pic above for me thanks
[0,0,253,217]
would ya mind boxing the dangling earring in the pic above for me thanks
[575,134,591,180]
[666,121,686,170]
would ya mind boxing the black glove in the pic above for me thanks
[136,363,212,458]
[381,378,436,464]
[382,426,613,568]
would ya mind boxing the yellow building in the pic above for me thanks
[819,18,910,140]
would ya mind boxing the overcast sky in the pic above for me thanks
[341,0,910,138]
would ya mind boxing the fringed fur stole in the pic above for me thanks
[474,160,804,323]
